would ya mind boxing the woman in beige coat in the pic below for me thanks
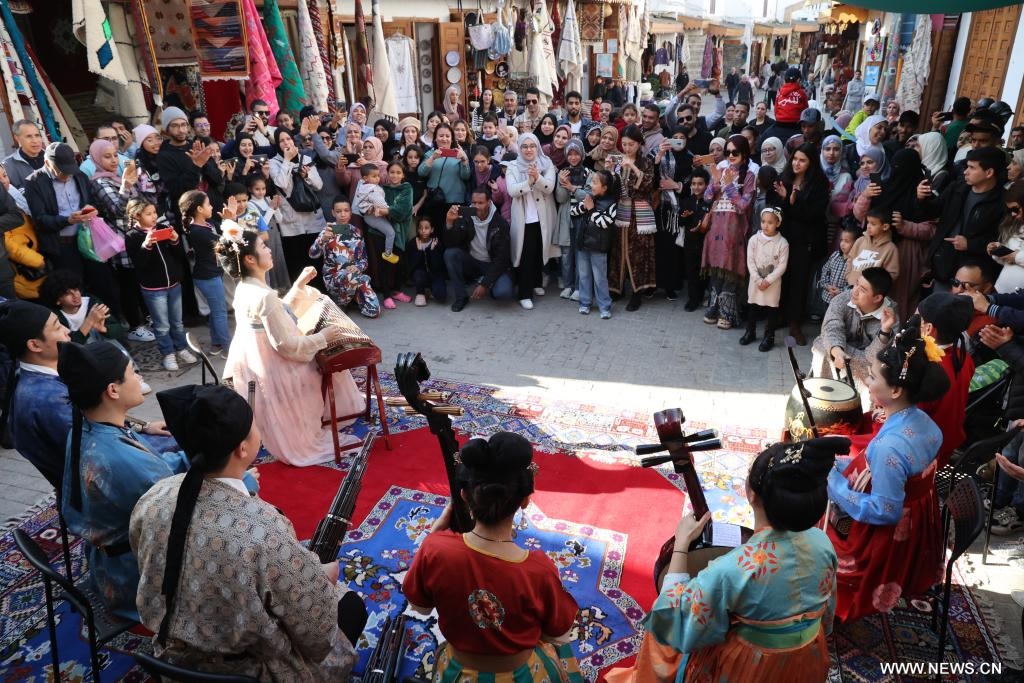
[506,133,558,309]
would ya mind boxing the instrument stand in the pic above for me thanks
[320,345,392,464]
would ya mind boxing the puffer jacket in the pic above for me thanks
[773,82,808,124]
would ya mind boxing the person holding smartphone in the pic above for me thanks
[990,183,1024,293]
[418,123,471,234]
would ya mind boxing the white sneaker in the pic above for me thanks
[177,349,198,364]
[127,326,155,342]
[519,299,534,310]
[162,354,179,371]
[569,290,580,301]
[533,287,545,296]
[139,378,152,395]
[560,287,573,299]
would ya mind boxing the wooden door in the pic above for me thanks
[957,6,1021,104]
[920,16,960,132]
[437,22,467,113]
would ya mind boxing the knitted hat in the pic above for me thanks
[133,124,159,146]
[160,106,188,131]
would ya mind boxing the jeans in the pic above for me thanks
[444,248,515,301]
[194,276,230,348]
[576,248,611,313]
[559,243,577,292]
[362,213,397,254]
[412,268,447,301]
[995,432,1024,514]
[139,284,187,356]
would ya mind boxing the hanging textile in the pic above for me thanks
[189,0,250,80]
[296,0,329,111]
[558,0,583,93]
[306,0,335,99]
[368,0,397,120]
[528,2,553,99]
[91,2,151,124]
[241,0,281,118]
[895,14,929,113]
[71,0,130,85]
[129,0,163,101]
[162,66,205,112]
[579,2,603,42]
[537,0,558,96]
[386,34,417,115]
[701,35,713,78]
[0,2,56,140]
[549,0,561,75]
[353,0,371,87]
[262,0,307,117]
[38,72,87,152]
[141,0,198,67]
[202,79,243,139]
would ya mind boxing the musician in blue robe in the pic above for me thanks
[57,341,190,620]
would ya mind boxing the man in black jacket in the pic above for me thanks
[155,106,222,220]
[443,188,515,312]
[922,146,1006,291]
[24,143,96,274]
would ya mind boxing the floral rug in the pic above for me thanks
[0,374,1016,681]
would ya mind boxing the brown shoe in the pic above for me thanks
[789,324,807,346]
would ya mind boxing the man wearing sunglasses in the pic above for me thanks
[514,87,546,134]
[673,104,712,155]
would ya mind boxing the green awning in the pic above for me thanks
[836,0,1022,11]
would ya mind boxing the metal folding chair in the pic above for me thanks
[132,652,259,683]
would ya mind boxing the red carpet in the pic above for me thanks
[258,426,687,671]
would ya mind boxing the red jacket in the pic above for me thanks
[773,82,808,124]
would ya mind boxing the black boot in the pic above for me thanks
[758,329,775,352]
[626,293,643,311]
[739,320,757,345]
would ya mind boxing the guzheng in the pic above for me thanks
[295,294,378,369]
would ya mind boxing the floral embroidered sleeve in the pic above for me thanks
[827,437,908,525]
[645,552,738,653]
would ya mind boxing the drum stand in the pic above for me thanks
[320,345,392,464]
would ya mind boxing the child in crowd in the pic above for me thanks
[819,225,857,306]
[847,209,899,286]
[179,190,230,356]
[310,198,381,318]
[571,168,617,319]
[743,207,790,352]
[477,114,501,158]
[124,199,197,371]
[39,270,151,394]
[405,216,446,307]
[555,139,591,300]
[753,166,781,236]
[245,177,290,290]
[680,168,711,312]
[382,161,414,306]
[353,165,399,264]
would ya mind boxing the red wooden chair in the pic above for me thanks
[318,345,391,464]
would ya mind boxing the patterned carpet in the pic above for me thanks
[0,374,1016,681]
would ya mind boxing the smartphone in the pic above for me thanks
[150,227,175,242]
[251,154,267,163]
[458,205,475,220]
[992,245,1014,257]
[344,152,360,165]
[606,153,623,168]
[869,172,882,185]
[438,148,459,158]
[940,112,954,121]
[81,204,96,213]
[669,138,686,151]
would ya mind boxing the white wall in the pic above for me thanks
[377,0,453,21]
[944,13,971,111]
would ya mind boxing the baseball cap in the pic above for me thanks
[863,91,879,104]
[44,142,78,176]
[800,108,822,125]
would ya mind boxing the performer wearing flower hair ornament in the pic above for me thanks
[402,432,584,682]
[215,221,364,466]
[610,437,845,683]
[827,314,950,622]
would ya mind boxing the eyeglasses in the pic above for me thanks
[726,149,741,157]
[194,122,211,129]
[951,278,977,289]
[98,135,118,142]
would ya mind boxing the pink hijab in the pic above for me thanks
[361,137,388,173]
[89,140,121,181]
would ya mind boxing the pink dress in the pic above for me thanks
[225,277,363,466]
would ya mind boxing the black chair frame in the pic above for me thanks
[132,651,260,683]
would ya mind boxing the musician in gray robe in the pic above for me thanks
[129,384,362,681]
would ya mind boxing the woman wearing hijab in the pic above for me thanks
[588,126,619,172]
[268,128,326,281]
[820,135,854,247]
[374,119,399,161]
[847,114,889,177]
[610,125,659,311]
[543,124,572,169]
[759,137,787,174]
[533,113,559,147]
[506,132,558,309]
[654,129,694,299]
[442,84,466,122]
[348,103,373,139]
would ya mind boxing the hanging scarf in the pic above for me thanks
[820,135,843,186]
[512,132,552,174]
[89,140,122,181]
[241,0,282,120]
[659,148,680,234]
[262,0,307,117]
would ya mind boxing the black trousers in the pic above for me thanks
[281,233,318,285]
[364,230,398,295]
[781,240,811,326]
[683,229,706,306]
[516,221,543,300]
[654,229,685,293]
[748,303,779,330]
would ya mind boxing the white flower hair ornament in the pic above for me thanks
[218,220,254,275]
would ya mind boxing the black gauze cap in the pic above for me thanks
[918,293,973,343]
[0,300,52,357]
[57,341,130,406]
[156,384,253,465]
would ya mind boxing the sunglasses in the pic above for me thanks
[679,115,694,121]
[726,149,741,157]
[253,110,269,117]
[1010,205,1023,215]
[526,99,538,104]
[950,278,977,289]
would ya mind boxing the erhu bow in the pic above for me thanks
[308,430,377,563]
[394,353,474,533]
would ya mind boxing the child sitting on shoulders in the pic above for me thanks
[352,165,398,264]
[310,198,381,319]
[743,206,790,352]
[404,216,446,307]
[847,209,899,286]
[179,190,230,356]
[571,168,617,319]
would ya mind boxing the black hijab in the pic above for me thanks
[872,148,925,223]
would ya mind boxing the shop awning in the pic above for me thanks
[828,0,1018,10]
[821,4,868,24]
[651,18,686,34]
[791,20,820,33]
[677,15,706,30]
[753,22,792,37]
[704,21,745,37]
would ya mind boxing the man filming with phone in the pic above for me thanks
[442,188,516,312]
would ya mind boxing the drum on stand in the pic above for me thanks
[785,377,861,441]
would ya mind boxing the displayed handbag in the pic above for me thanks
[467,4,494,52]
[77,216,126,262]
[286,170,321,213]
[490,0,511,58]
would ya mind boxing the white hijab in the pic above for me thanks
[917,131,948,178]
[855,114,886,157]
[512,132,553,174]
